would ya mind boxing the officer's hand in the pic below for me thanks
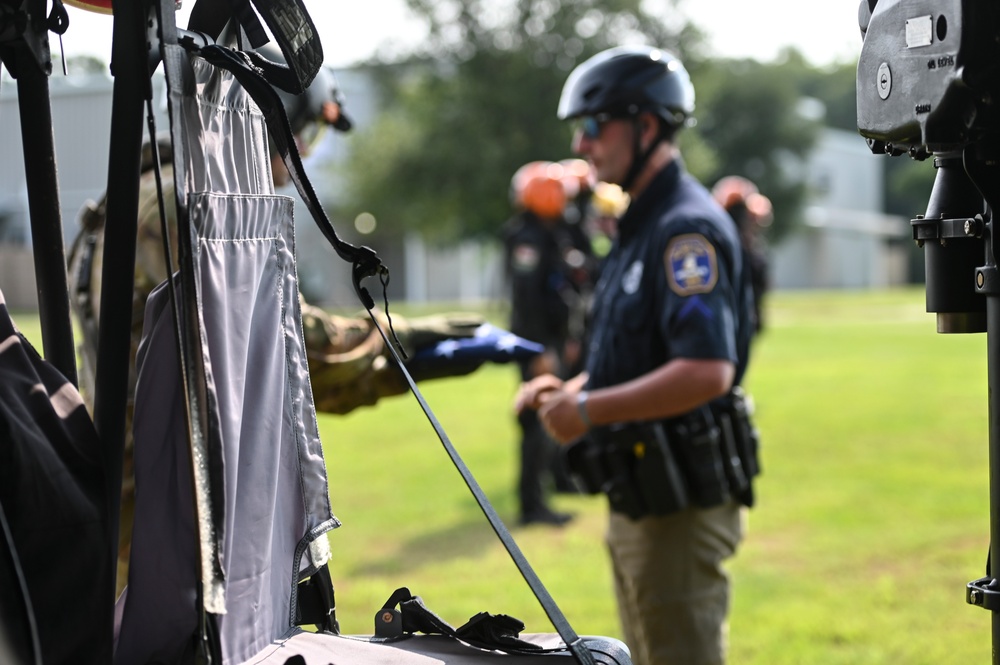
[538,390,588,444]
[514,374,563,413]
[562,339,581,369]
[529,350,559,378]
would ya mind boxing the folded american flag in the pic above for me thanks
[412,323,544,363]
[406,324,544,382]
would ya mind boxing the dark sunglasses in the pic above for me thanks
[576,113,617,139]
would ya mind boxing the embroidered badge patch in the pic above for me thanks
[621,260,644,295]
[665,234,718,295]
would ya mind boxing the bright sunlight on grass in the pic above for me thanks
[316,287,992,664]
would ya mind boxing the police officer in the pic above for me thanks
[503,161,597,524]
[516,46,757,665]
[67,56,486,595]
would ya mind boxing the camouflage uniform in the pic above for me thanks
[68,161,482,595]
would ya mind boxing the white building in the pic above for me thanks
[769,128,910,289]
[0,71,173,309]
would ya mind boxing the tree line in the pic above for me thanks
[326,0,935,247]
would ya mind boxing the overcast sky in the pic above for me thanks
[58,0,864,70]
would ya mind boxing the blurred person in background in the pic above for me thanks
[502,160,598,524]
[712,176,773,336]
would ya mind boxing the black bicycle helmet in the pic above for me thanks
[557,45,694,129]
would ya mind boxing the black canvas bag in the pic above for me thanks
[0,290,114,663]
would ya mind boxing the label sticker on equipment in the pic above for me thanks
[906,15,933,48]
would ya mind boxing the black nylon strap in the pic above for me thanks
[195,43,384,307]
[364,322,598,665]
[380,588,546,655]
[227,0,268,48]
[187,0,250,48]
[245,0,323,94]
[242,50,313,102]
[456,611,543,653]
[187,0,322,93]
[384,589,456,637]
[187,42,597,665]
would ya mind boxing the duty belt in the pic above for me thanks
[564,388,761,520]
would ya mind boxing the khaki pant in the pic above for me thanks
[606,502,744,665]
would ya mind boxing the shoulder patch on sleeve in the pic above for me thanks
[665,233,718,296]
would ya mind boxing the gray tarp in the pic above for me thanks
[113,52,337,665]
[243,631,631,664]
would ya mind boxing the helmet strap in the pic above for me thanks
[621,115,666,194]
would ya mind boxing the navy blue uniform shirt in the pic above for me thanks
[584,159,753,393]
[502,212,596,353]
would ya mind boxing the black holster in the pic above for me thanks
[563,388,762,520]
[667,405,730,509]
[564,421,688,520]
[710,386,761,507]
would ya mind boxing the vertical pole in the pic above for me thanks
[965,152,1000,663]
[985,214,1000,664]
[92,0,148,650]
[986,234,1000,663]
[16,53,77,386]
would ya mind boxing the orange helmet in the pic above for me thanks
[712,175,759,210]
[511,161,568,219]
[712,175,773,228]
[744,192,773,227]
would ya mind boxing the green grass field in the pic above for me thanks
[6,287,993,662]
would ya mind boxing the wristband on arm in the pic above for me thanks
[576,391,592,428]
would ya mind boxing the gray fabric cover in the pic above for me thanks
[114,52,337,665]
[242,631,631,665]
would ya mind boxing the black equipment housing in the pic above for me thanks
[858,2,1000,661]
